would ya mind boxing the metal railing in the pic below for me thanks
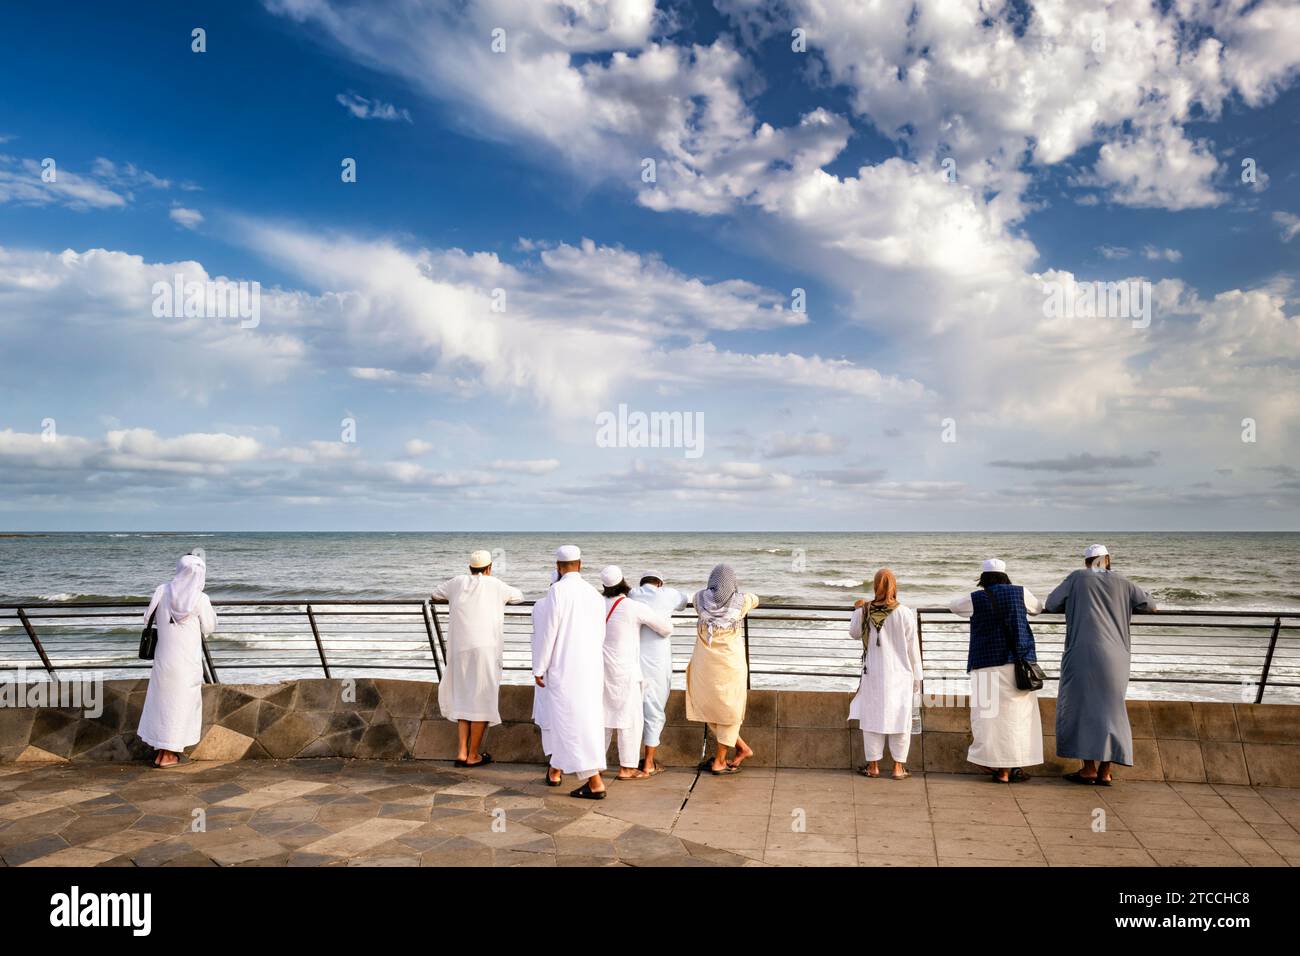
[0,599,1297,704]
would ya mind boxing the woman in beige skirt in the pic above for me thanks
[686,564,759,774]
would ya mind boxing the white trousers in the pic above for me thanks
[862,730,911,763]
[606,707,644,768]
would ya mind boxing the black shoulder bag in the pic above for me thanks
[139,608,158,660]
[996,591,1045,691]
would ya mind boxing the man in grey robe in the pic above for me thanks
[1045,544,1155,785]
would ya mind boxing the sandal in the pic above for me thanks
[1008,768,1030,784]
[1064,771,1098,785]
[1094,776,1113,787]
[545,769,563,787]
[153,755,189,769]
[710,764,740,775]
[991,772,1011,783]
[892,769,911,780]
[463,752,493,768]
[638,762,665,778]
[570,783,606,800]
[857,766,880,778]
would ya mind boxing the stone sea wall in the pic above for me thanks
[2,678,1299,786]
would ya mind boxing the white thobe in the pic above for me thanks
[432,574,523,725]
[137,585,216,753]
[532,572,607,776]
[530,596,553,756]
[627,584,688,747]
[847,605,922,735]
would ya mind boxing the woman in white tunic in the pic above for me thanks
[948,559,1044,783]
[847,569,922,780]
[599,566,673,779]
[430,549,524,768]
[138,553,216,768]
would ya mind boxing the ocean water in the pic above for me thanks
[1,532,1297,701]
[2,530,1298,609]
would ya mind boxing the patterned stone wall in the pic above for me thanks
[2,678,1299,786]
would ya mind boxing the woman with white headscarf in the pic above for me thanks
[137,553,217,767]
[686,564,759,774]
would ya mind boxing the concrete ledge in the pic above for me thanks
[4,679,1300,786]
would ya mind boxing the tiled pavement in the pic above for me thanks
[2,759,1298,867]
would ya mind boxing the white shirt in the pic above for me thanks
[431,573,523,652]
[603,594,673,727]
[948,587,1044,618]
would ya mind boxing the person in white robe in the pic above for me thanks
[627,571,689,777]
[600,566,674,779]
[948,558,1045,783]
[430,549,523,768]
[847,568,922,780]
[532,545,608,799]
[531,570,559,767]
[138,553,216,768]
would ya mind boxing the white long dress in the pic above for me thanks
[949,588,1045,768]
[603,595,673,729]
[532,572,607,775]
[137,585,216,752]
[432,573,523,725]
[847,605,922,734]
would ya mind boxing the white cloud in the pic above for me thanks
[0,154,174,211]
[1142,245,1183,262]
[1274,212,1300,243]
[763,430,843,458]
[336,91,412,123]
[1089,126,1223,210]
[489,458,560,475]
[169,205,204,229]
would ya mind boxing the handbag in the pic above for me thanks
[139,608,158,660]
[994,590,1045,691]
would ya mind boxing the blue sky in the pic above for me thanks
[1,0,1298,531]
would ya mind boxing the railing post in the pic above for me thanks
[305,605,331,679]
[421,601,443,680]
[743,615,751,690]
[201,636,220,684]
[16,608,57,681]
[916,609,925,696]
[1255,616,1281,704]
[429,601,448,663]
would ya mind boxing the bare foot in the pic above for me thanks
[729,741,755,768]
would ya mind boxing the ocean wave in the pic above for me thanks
[10,593,153,604]
[819,578,865,589]
[1154,587,1216,603]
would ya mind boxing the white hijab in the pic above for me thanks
[152,554,207,625]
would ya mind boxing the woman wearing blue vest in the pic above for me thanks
[948,559,1045,783]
